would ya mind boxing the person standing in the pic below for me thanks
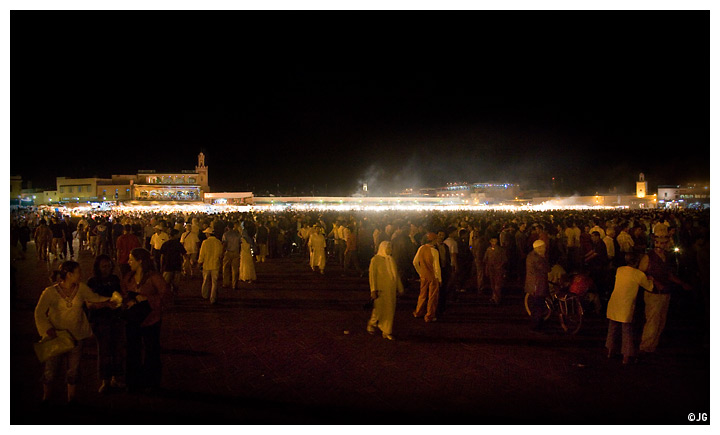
[111,218,124,261]
[308,225,327,274]
[343,224,363,278]
[198,227,223,304]
[239,230,257,284]
[149,224,169,272]
[484,236,508,305]
[49,216,66,260]
[606,254,654,365]
[34,219,52,262]
[525,240,550,332]
[121,248,172,392]
[564,220,581,273]
[366,241,404,340]
[35,261,114,403]
[584,231,609,300]
[180,225,199,278]
[638,235,692,355]
[616,224,635,256]
[221,222,241,289]
[334,220,347,267]
[412,232,442,323]
[86,255,125,393]
[160,229,186,295]
[255,221,269,263]
[62,216,76,260]
[116,225,141,277]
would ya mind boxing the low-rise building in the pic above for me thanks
[658,183,710,209]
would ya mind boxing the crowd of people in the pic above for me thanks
[11,205,710,402]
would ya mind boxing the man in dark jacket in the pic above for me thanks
[525,239,550,332]
[160,229,187,294]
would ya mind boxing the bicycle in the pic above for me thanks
[523,273,589,334]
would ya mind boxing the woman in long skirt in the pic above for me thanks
[367,241,404,340]
[239,234,256,283]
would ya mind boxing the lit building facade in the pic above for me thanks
[131,153,209,202]
[657,183,710,209]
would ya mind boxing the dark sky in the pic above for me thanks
[11,10,709,196]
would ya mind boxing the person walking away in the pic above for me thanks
[198,227,223,304]
[86,255,125,392]
[606,254,654,365]
[525,240,550,332]
[35,261,115,403]
[160,229,186,295]
[412,232,442,323]
[121,248,172,392]
[366,241,404,340]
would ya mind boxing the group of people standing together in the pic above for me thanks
[34,250,172,404]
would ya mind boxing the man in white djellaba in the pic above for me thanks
[366,241,404,340]
[308,225,327,274]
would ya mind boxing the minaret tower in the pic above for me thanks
[195,152,210,196]
[636,172,647,198]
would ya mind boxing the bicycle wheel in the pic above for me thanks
[524,293,552,320]
[559,294,583,334]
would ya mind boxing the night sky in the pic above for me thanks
[11,10,709,196]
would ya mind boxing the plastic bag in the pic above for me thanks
[33,330,76,363]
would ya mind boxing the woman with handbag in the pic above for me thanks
[34,261,116,403]
[121,248,172,393]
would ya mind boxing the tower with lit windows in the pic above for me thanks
[636,173,647,198]
[196,152,210,195]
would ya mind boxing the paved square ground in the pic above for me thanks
[10,244,709,424]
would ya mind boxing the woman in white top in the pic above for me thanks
[605,254,654,365]
[34,261,114,403]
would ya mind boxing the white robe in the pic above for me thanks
[308,232,326,270]
[239,237,256,281]
[368,255,404,335]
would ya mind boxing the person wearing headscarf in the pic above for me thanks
[525,239,550,332]
[308,225,327,274]
[412,232,442,323]
[239,228,257,283]
[366,241,404,340]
